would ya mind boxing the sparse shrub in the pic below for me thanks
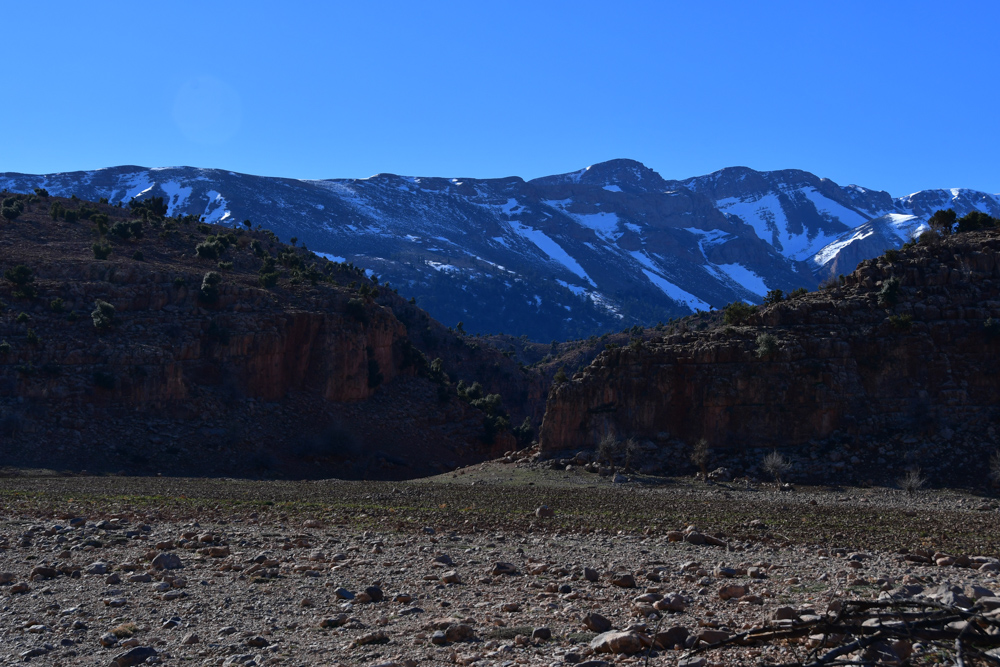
[110,622,137,639]
[957,211,999,233]
[898,468,926,496]
[25,328,39,345]
[66,311,79,322]
[512,417,534,448]
[1,205,21,220]
[755,332,778,358]
[597,432,618,467]
[883,249,900,263]
[985,318,1000,340]
[690,438,710,477]
[4,264,36,298]
[132,250,144,261]
[15,312,29,323]
[918,230,939,245]
[109,219,142,240]
[762,450,791,486]
[49,202,64,219]
[49,298,64,313]
[878,276,901,307]
[553,366,568,384]
[33,188,49,197]
[788,287,808,298]
[91,299,116,330]
[763,289,785,305]
[723,301,756,325]
[0,340,9,354]
[64,209,79,223]
[217,261,233,270]
[927,209,956,235]
[92,243,112,260]
[173,277,185,288]
[199,271,222,304]
[258,261,280,288]
[887,313,913,331]
[195,239,221,260]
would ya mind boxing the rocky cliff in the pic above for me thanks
[0,193,532,479]
[539,230,1000,467]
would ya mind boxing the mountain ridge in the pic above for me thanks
[3,160,997,340]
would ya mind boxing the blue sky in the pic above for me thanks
[3,1,997,196]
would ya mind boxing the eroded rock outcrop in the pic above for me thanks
[540,231,1000,455]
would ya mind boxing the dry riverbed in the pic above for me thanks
[2,467,1000,666]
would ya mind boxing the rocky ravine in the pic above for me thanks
[539,230,1000,484]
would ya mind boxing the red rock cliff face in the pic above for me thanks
[0,198,508,479]
[8,280,406,408]
[539,232,1000,452]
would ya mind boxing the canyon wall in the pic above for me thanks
[539,232,1000,452]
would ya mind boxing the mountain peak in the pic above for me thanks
[529,158,666,192]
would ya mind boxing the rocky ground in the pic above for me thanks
[2,467,1000,666]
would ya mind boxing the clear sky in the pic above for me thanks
[3,1,998,197]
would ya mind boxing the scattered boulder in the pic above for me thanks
[582,612,613,633]
[150,553,183,570]
[589,630,651,654]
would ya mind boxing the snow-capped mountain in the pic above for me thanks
[2,160,997,340]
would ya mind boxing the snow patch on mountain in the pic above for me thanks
[710,263,770,296]
[511,224,593,285]
[160,181,193,216]
[641,269,710,311]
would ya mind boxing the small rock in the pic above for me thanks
[491,562,518,576]
[773,606,797,620]
[86,562,108,575]
[677,658,707,667]
[245,636,269,647]
[181,632,199,645]
[320,614,348,628]
[611,573,636,588]
[150,553,183,570]
[109,646,157,667]
[532,626,552,641]
[653,625,689,648]
[445,624,476,642]
[584,567,599,582]
[582,612,613,633]
[352,630,389,647]
[441,570,461,584]
[535,505,555,518]
[719,584,747,600]
[589,630,651,654]
[99,633,119,647]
